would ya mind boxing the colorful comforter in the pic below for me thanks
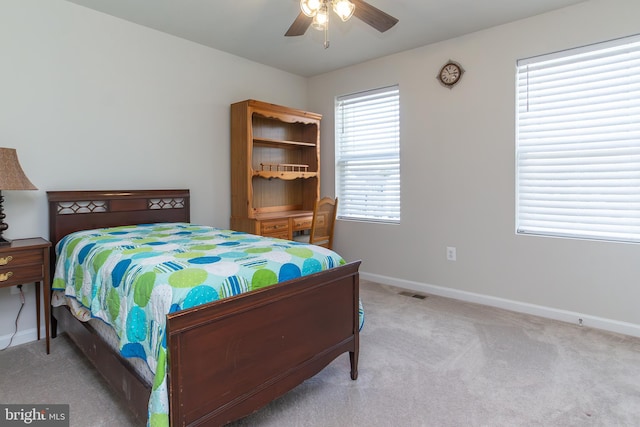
[52,222,363,427]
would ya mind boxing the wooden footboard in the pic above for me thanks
[54,261,360,426]
[167,261,360,426]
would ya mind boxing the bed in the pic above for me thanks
[47,189,361,426]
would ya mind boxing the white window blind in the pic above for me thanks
[336,86,400,223]
[516,34,640,243]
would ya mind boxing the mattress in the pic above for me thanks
[52,290,154,385]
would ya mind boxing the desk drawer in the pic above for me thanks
[264,230,290,240]
[261,219,290,238]
[292,215,313,231]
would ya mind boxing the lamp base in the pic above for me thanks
[0,237,11,246]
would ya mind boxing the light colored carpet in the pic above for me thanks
[1,279,640,426]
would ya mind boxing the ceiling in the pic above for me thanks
[64,0,588,77]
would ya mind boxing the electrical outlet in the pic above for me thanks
[446,246,457,261]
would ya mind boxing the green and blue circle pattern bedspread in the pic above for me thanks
[52,223,363,427]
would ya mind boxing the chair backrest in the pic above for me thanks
[309,197,338,249]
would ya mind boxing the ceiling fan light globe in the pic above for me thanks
[332,0,355,22]
[300,0,321,17]
[311,15,328,31]
[311,4,329,30]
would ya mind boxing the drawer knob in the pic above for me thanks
[0,271,13,282]
[0,256,13,266]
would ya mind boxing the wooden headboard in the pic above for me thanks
[47,189,190,247]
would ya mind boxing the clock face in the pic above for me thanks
[439,62,463,86]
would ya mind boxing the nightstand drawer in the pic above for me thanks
[0,263,44,287]
[0,250,44,268]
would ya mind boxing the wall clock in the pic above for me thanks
[437,61,464,88]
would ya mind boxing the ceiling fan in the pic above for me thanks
[285,0,398,48]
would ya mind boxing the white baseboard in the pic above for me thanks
[361,271,640,339]
[0,327,44,350]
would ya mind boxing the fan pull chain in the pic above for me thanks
[324,12,330,49]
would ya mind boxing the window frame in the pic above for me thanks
[335,85,401,224]
[515,34,640,244]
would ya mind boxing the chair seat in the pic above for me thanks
[292,234,310,243]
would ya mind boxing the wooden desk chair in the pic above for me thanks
[294,197,338,249]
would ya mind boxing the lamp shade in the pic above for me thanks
[0,148,37,190]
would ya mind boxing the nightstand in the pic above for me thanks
[0,238,51,353]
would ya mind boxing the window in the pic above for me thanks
[516,35,640,243]
[335,85,400,223]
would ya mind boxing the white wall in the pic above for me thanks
[309,0,640,335]
[0,0,308,347]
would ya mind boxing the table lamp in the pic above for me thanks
[0,148,37,245]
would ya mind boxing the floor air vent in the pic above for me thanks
[398,291,427,300]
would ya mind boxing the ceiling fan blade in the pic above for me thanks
[351,0,398,33]
[285,12,313,36]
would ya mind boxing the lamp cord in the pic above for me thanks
[0,287,25,351]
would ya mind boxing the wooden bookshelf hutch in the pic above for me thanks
[230,99,321,239]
